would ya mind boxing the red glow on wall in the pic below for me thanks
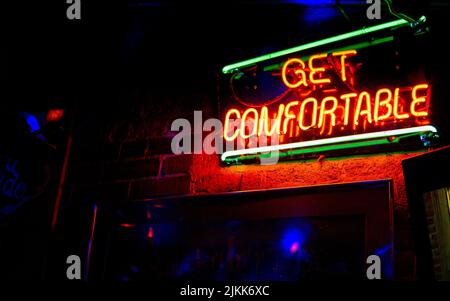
[46,109,65,122]
[289,242,300,254]
[147,227,154,239]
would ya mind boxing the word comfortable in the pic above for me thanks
[224,50,430,141]
[224,84,429,140]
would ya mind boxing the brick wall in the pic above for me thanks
[74,138,193,204]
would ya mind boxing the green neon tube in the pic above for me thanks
[222,19,408,74]
[221,125,437,161]
[224,137,397,164]
[263,36,394,72]
[270,137,395,157]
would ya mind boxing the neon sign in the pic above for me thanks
[221,46,435,163]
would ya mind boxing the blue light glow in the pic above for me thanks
[374,243,392,256]
[374,243,393,278]
[281,228,308,256]
[24,113,40,133]
[304,7,341,24]
[282,0,365,5]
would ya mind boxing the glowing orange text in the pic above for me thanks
[224,84,430,141]
[282,50,357,89]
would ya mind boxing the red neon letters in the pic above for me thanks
[282,50,356,88]
[224,50,430,142]
[224,84,430,141]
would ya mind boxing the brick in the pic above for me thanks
[129,175,191,200]
[103,159,160,181]
[162,155,193,175]
[148,137,173,155]
[98,182,130,203]
[120,140,148,160]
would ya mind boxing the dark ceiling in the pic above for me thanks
[2,1,449,111]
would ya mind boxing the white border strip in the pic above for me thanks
[221,125,437,161]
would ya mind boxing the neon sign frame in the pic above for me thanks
[220,17,436,163]
[221,125,437,162]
